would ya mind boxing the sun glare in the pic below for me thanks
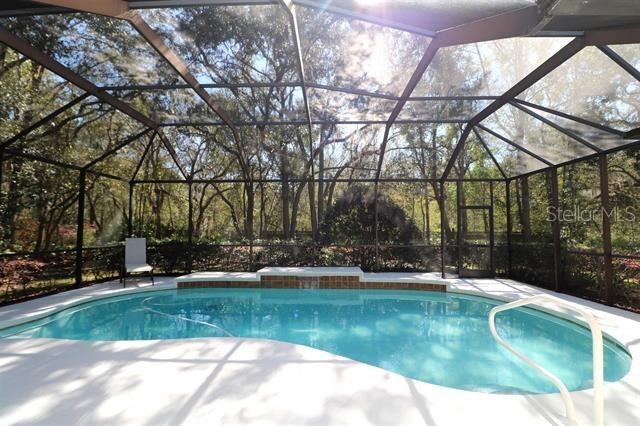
[354,0,388,5]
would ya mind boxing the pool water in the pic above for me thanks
[0,288,631,394]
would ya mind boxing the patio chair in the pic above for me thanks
[122,237,154,287]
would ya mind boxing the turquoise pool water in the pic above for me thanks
[0,288,631,394]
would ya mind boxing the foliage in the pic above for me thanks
[0,252,75,304]
[318,184,421,269]
[319,184,421,244]
[613,258,640,310]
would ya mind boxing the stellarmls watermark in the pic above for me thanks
[547,206,636,222]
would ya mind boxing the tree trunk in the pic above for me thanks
[425,194,431,244]
[152,185,165,240]
[431,182,452,240]
[307,180,318,240]
[427,125,452,240]
[244,181,254,240]
[519,177,532,241]
[289,179,305,237]
[317,145,325,224]
[34,206,46,253]
[259,181,266,238]
[281,174,290,239]
[458,183,468,235]
[1,161,21,245]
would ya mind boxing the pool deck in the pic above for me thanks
[0,273,639,425]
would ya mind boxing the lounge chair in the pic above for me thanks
[122,237,154,287]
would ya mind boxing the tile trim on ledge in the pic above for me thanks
[177,275,446,292]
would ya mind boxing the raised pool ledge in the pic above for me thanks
[175,267,448,291]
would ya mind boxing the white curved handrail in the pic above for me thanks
[488,294,604,426]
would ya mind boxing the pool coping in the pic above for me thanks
[0,275,639,425]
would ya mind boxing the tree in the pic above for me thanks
[319,184,421,269]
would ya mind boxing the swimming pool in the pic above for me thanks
[0,288,631,394]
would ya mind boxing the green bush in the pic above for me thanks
[319,185,422,269]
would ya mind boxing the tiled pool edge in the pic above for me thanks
[177,274,446,292]
[175,268,448,291]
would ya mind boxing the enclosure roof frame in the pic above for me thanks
[0,1,639,183]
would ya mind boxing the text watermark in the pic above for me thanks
[547,206,636,222]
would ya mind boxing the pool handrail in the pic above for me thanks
[488,294,604,426]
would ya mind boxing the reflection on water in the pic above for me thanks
[2,288,632,394]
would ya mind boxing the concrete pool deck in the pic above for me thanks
[0,274,638,425]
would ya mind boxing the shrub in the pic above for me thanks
[319,185,421,269]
